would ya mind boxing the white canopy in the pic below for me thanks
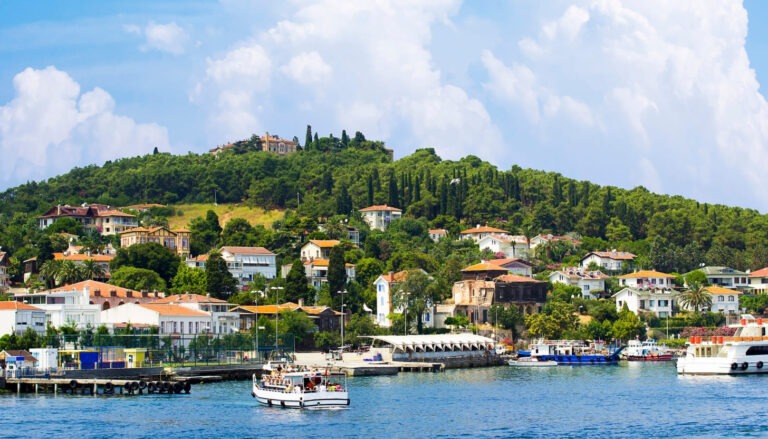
[363,334,495,353]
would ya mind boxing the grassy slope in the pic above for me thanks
[167,203,284,229]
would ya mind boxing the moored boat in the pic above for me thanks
[677,314,768,375]
[625,339,673,361]
[508,357,558,367]
[252,368,350,409]
[524,339,624,365]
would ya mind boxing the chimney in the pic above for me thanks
[57,204,61,215]
[298,298,304,307]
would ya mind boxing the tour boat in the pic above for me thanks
[625,339,674,361]
[508,357,558,367]
[252,368,350,409]
[521,339,624,365]
[677,314,768,375]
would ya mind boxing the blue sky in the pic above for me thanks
[2,1,768,212]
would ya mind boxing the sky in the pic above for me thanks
[2,1,768,212]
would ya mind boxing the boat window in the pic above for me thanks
[745,346,768,356]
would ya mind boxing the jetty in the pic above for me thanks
[3,376,193,396]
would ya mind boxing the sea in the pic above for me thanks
[2,362,768,438]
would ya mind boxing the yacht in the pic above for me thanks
[677,314,768,375]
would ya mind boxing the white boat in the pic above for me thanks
[625,339,673,361]
[677,314,768,375]
[252,368,350,409]
[508,357,558,367]
[261,350,296,372]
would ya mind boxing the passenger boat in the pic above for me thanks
[521,339,624,365]
[625,339,673,361]
[508,357,558,367]
[677,314,768,375]
[251,368,350,409]
[262,350,296,372]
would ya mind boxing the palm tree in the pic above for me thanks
[39,259,63,289]
[58,260,86,285]
[677,281,713,313]
[81,259,106,280]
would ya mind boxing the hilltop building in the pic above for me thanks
[37,203,138,236]
[120,226,191,258]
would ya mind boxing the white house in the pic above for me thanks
[612,287,676,318]
[220,246,277,285]
[548,267,608,299]
[581,250,636,272]
[300,240,340,261]
[459,225,510,243]
[372,270,433,329]
[701,286,741,315]
[748,266,768,294]
[529,234,581,257]
[697,266,750,291]
[477,235,529,260]
[0,301,46,336]
[428,229,448,242]
[101,303,214,336]
[16,288,101,330]
[617,270,676,289]
[486,258,534,277]
[359,205,402,231]
[152,293,240,335]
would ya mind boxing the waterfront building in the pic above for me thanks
[372,269,434,329]
[187,246,277,288]
[0,301,46,336]
[152,293,240,335]
[358,205,402,231]
[232,300,341,333]
[581,250,636,273]
[101,303,212,336]
[549,267,608,299]
[120,226,191,258]
[14,287,100,330]
[701,286,741,315]
[300,239,340,261]
[31,279,164,311]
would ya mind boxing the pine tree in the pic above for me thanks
[367,174,374,206]
[341,130,349,147]
[327,246,347,298]
[305,125,313,151]
[388,173,400,208]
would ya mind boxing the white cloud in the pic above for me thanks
[481,0,768,209]
[0,66,169,187]
[281,51,332,85]
[125,21,189,54]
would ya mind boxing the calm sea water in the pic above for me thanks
[2,362,768,438]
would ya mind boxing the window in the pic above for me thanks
[728,296,735,302]
[718,296,724,302]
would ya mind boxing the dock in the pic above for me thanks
[3,376,194,396]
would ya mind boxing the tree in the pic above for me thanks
[110,242,180,284]
[305,125,313,151]
[109,266,166,292]
[678,282,713,313]
[58,260,87,285]
[189,210,222,256]
[525,313,560,339]
[170,264,207,294]
[81,259,106,280]
[39,259,63,289]
[612,310,645,342]
[392,270,436,334]
[285,259,312,304]
[327,245,348,298]
[205,251,238,299]
[279,310,316,344]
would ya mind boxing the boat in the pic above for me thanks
[252,367,350,409]
[624,339,674,361]
[677,314,768,375]
[262,349,296,372]
[523,339,624,365]
[508,356,558,367]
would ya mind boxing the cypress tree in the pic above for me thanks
[305,125,313,151]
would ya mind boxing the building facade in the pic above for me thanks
[120,226,191,258]
[359,205,403,231]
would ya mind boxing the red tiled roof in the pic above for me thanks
[487,258,534,268]
[587,251,636,260]
[750,267,768,277]
[152,294,228,304]
[495,274,543,283]
[462,262,510,272]
[460,226,509,235]
[220,246,275,255]
[53,253,114,262]
[618,270,674,279]
[0,301,42,311]
[138,304,210,317]
[308,240,341,248]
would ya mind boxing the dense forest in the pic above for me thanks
[2,126,767,278]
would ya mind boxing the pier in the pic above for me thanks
[3,376,194,396]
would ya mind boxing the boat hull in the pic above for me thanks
[536,354,621,365]
[252,386,350,409]
[627,354,674,362]
[508,359,558,367]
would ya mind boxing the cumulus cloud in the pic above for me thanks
[126,21,189,54]
[0,66,169,187]
[482,0,768,209]
[194,0,502,159]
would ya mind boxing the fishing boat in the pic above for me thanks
[521,339,624,365]
[252,368,350,409]
[625,339,673,361]
[677,314,768,375]
[508,356,558,367]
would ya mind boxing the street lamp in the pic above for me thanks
[337,290,348,351]
[254,290,263,361]
[270,286,284,352]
